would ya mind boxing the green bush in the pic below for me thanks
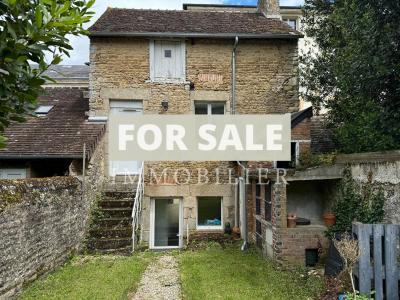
[326,168,385,237]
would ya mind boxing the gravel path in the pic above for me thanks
[131,255,181,300]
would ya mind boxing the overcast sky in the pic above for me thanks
[61,0,304,65]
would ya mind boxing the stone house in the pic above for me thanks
[86,0,336,263]
[0,0,338,266]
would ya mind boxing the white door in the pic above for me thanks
[0,168,27,179]
[109,100,143,176]
[150,198,183,249]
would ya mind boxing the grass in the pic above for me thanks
[21,253,154,300]
[21,245,323,300]
[179,244,324,300]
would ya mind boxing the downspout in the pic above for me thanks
[231,36,239,114]
[231,36,247,251]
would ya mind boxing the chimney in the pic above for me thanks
[257,0,280,19]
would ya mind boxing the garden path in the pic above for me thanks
[130,255,181,300]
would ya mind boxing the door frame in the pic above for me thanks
[149,197,183,249]
[108,99,143,176]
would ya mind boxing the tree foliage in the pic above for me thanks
[0,0,94,148]
[301,0,400,153]
[326,168,385,237]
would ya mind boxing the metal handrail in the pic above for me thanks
[132,162,144,252]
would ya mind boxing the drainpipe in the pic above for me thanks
[237,161,248,251]
[231,36,248,251]
[231,36,239,115]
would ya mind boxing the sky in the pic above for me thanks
[60,0,305,65]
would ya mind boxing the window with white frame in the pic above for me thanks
[150,40,185,82]
[283,18,297,30]
[197,197,223,229]
[194,102,225,115]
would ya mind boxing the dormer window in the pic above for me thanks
[283,18,297,30]
[150,40,186,83]
[35,105,54,116]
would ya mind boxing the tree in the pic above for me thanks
[0,0,94,148]
[301,0,400,153]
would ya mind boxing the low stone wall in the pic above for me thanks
[0,177,89,298]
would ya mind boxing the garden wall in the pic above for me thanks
[0,178,89,298]
[337,151,400,224]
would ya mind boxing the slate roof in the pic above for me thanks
[0,87,104,159]
[43,65,89,81]
[89,8,302,38]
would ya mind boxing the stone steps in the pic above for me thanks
[87,190,135,254]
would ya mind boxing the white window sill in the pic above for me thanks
[196,226,223,231]
[146,79,189,85]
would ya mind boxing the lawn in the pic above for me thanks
[21,245,323,300]
[21,253,154,300]
[179,244,324,300]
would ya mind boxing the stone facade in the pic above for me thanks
[89,36,299,245]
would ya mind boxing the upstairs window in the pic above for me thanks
[150,40,185,82]
[283,18,297,30]
[194,102,225,115]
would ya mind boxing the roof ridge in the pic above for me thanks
[106,7,262,14]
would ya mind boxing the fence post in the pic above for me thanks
[373,224,384,300]
[353,222,372,295]
[385,224,399,300]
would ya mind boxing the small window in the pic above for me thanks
[197,197,222,229]
[255,184,261,215]
[35,105,54,115]
[283,18,297,30]
[164,50,172,58]
[265,182,272,222]
[276,142,298,169]
[194,102,225,115]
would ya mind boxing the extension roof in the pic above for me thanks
[89,8,302,39]
[0,87,104,159]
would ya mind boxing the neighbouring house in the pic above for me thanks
[0,66,105,179]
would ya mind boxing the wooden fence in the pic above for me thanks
[353,223,400,300]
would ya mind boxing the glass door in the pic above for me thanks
[151,198,182,248]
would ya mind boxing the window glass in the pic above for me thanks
[197,197,222,227]
[255,184,261,215]
[164,49,172,58]
[265,183,272,222]
[195,103,208,115]
[276,142,297,169]
[194,102,225,115]
[211,103,225,115]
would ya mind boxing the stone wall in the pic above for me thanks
[0,178,86,298]
[337,151,400,224]
[0,143,104,298]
